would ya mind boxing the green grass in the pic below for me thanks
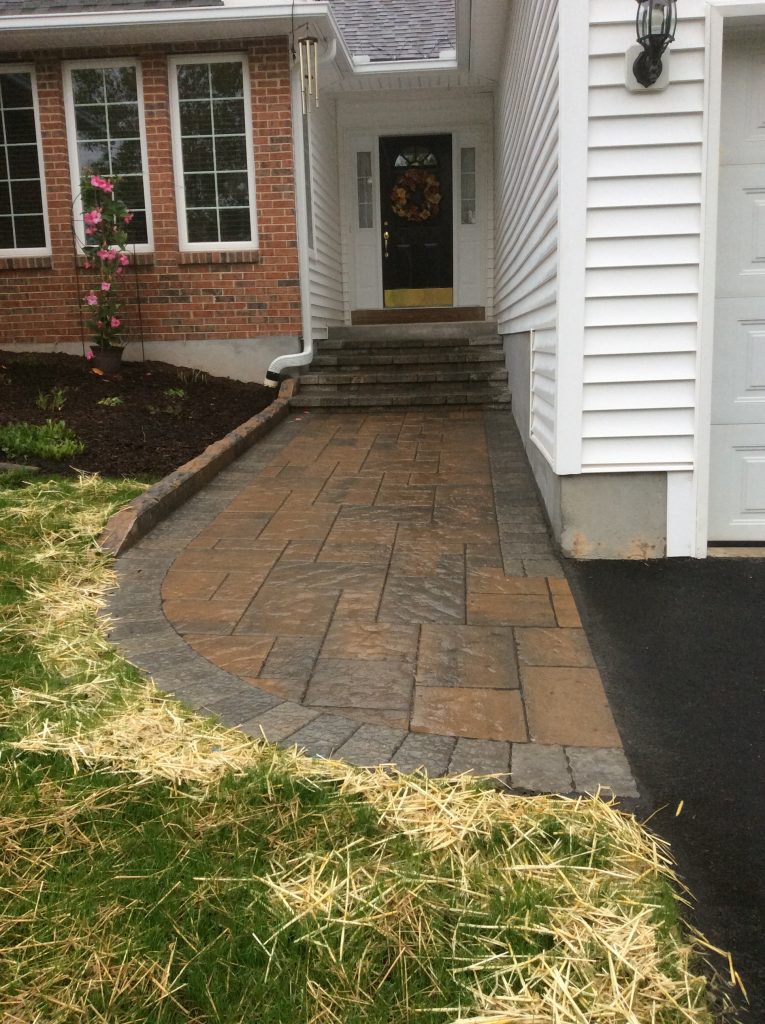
[0,474,725,1024]
[0,419,84,461]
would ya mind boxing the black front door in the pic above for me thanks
[379,134,453,308]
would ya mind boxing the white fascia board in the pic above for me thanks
[0,1,325,29]
[349,56,460,75]
[0,3,333,50]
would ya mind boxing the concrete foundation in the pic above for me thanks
[502,331,668,560]
[0,336,299,384]
[559,473,667,560]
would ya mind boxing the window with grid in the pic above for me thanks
[68,63,149,246]
[171,56,256,248]
[0,69,47,253]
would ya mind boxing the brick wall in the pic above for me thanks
[0,38,301,348]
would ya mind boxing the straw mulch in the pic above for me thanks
[0,474,736,1024]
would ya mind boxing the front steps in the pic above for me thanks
[293,321,510,409]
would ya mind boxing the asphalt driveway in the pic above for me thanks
[566,557,765,1021]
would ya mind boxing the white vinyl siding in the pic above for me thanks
[582,0,707,472]
[494,0,559,333]
[494,0,559,462]
[306,97,344,335]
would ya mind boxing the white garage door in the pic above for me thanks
[709,32,765,541]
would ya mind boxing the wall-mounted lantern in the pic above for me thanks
[298,36,320,113]
[632,0,678,88]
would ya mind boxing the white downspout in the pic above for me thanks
[264,40,336,386]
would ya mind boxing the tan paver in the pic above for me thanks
[548,578,583,628]
[416,625,518,689]
[305,659,414,712]
[411,687,527,742]
[187,634,273,677]
[516,627,596,668]
[161,570,227,601]
[522,666,621,747]
[322,623,418,661]
[467,569,549,595]
[467,592,556,627]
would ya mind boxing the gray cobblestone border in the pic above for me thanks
[102,409,639,799]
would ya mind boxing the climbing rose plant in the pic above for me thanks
[80,173,133,351]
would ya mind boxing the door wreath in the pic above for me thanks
[390,168,442,222]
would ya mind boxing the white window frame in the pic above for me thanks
[63,57,154,253]
[0,64,51,258]
[168,52,259,252]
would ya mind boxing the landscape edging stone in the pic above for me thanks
[98,378,297,556]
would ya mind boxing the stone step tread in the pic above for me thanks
[292,391,511,408]
[300,368,508,386]
[297,379,509,396]
[321,335,500,352]
[313,350,505,367]
[329,321,498,344]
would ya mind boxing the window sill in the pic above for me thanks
[0,255,52,271]
[177,250,261,266]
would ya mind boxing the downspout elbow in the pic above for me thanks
[263,333,314,388]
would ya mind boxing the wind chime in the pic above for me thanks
[297,36,320,113]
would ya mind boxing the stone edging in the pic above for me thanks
[98,378,297,556]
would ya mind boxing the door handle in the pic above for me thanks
[383,230,389,258]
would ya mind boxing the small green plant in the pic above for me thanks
[35,386,69,412]
[160,386,186,417]
[0,420,85,461]
[176,366,209,386]
[97,395,124,408]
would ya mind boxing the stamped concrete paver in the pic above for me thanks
[106,408,638,796]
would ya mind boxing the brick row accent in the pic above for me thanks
[0,38,301,348]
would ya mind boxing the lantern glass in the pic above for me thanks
[636,0,677,46]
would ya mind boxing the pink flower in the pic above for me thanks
[85,227,95,236]
[123,212,134,224]
[83,209,102,226]
[83,260,92,270]
[118,253,130,266]
[85,291,98,306]
[100,281,111,292]
[110,316,121,328]
[97,248,116,261]
[86,350,93,361]
[116,266,123,275]
[90,175,114,194]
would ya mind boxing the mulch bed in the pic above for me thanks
[0,350,275,478]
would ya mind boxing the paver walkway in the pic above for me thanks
[108,407,637,796]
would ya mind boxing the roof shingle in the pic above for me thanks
[331,0,455,62]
